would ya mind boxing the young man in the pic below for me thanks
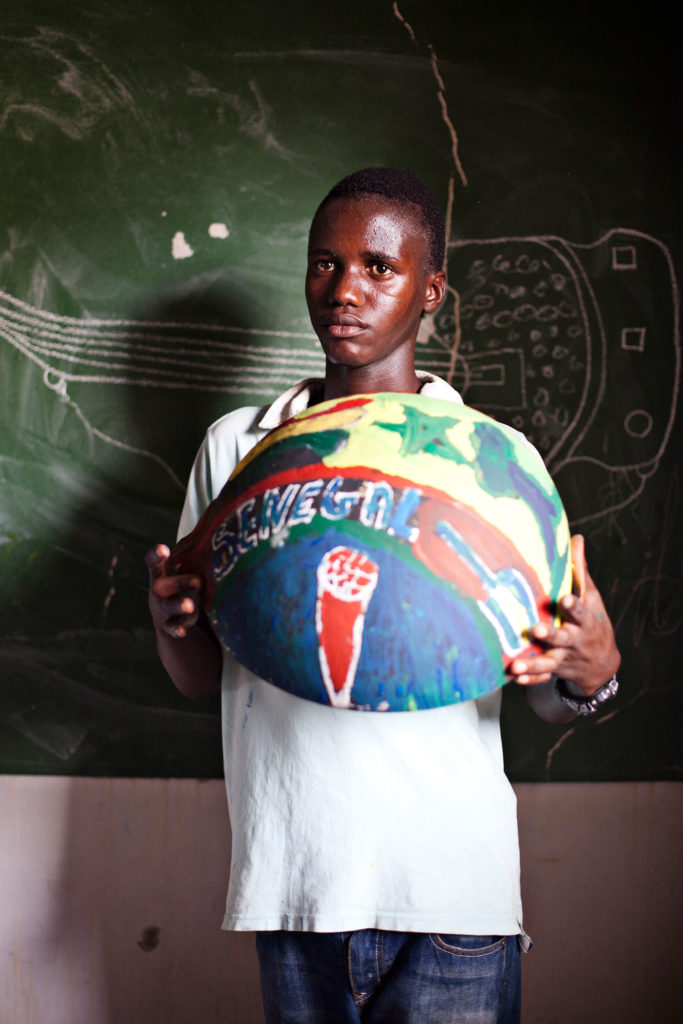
[147,168,620,1023]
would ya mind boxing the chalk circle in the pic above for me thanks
[170,393,572,711]
[43,367,68,398]
[624,409,653,439]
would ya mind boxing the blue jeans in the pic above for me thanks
[256,929,521,1023]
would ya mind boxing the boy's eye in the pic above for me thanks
[369,262,393,278]
[312,258,334,272]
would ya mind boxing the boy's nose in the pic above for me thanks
[330,266,362,306]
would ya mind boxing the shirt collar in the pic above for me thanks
[257,372,463,431]
[257,378,325,430]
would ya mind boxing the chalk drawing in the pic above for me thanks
[437,228,679,528]
[391,2,468,398]
[387,3,679,766]
[391,2,417,45]
[0,289,322,393]
[612,245,637,270]
[2,17,676,525]
[0,26,149,140]
[100,548,120,626]
[0,8,677,778]
[2,221,678,514]
[171,231,194,260]
[385,6,679,537]
[621,327,646,351]
[545,465,682,772]
[624,410,653,439]
[186,70,294,159]
[0,289,323,490]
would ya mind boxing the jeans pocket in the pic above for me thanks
[429,934,507,957]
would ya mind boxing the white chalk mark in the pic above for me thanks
[428,46,468,190]
[444,174,456,270]
[0,289,322,395]
[0,284,326,460]
[41,367,186,490]
[612,245,637,270]
[101,550,120,625]
[0,26,149,141]
[544,725,577,775]
[0,290,316,337]
[390,5,467,212]
[621,326,646,351]
[447,279,463,383]
[208,222,230,239]
[186,72,295,160]
[393,4,466,385]
[447,228,679,520]
[391,2,417,44]
[624,410,653,439]
[172,231,194,260]
[552,229,679,486]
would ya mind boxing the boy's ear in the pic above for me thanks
[423,270,447,314]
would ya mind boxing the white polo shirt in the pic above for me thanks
[178,374,523,935]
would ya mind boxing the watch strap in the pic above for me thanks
[555,675,619,716]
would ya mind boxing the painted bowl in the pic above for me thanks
[169,392,572,710]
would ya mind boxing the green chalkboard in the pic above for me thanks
[1,1,680,779]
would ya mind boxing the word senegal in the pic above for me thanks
[212,476,422,582]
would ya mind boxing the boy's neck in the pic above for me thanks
[323,363,421,401]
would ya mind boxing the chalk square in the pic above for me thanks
[612,245,638,270]
[621,327,646,352]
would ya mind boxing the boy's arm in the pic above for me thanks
[146,544,222,701]
[507,535,621,723]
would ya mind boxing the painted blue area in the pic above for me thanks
[507,460,561,571]
[435,519,538,651]
[213,525,504,711]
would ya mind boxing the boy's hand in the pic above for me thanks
[145,545,221,699]
[508,535,620,696]
[146,544,203,639]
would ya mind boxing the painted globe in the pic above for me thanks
[170,392,572,710]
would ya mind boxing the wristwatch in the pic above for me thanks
[555,675,619,716]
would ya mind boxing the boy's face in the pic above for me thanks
[305,196,445,375]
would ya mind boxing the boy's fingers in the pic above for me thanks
[528,619,573,649]
[510,652,559,677]
[512,671,554,686]
[145,544,171,580]
[557,593,585,626]
[152,573,203,599]
[570,534,587,599]
[146,544,203,598]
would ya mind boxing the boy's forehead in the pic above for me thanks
[309,194,425,251]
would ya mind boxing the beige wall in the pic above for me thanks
[1,776,681,1023]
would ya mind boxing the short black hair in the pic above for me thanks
[314,167,446,272]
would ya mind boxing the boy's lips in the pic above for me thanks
[320,315,368,338]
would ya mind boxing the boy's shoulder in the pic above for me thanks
[206,378,326,447]
[205,404,267,445]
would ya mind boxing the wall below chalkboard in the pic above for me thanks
[1,1,680,779]
[2,776,681,1022]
